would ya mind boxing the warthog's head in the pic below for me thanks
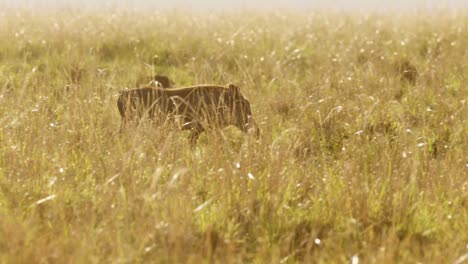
[226,84,260,137]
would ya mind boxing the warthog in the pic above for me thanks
[397,60,418,85]
[137,74,172,88]
[117,84,260,144]
[151,75,172,88]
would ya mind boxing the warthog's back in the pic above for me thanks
[163,85,228,98]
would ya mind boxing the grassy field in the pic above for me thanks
[0,9,467,263]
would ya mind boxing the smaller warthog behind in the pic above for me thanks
[117,84,260,144]
[151,75,172,88]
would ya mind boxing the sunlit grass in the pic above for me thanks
[0,9,467,263]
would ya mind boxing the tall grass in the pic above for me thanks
[0,9,467,263]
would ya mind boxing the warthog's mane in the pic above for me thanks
[119,84,242,98]
[120,84,228,92]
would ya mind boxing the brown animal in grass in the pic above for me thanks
[398,60,418,85]
[151,75,172,88]
[117,84,260,144]
[137,75,172,88]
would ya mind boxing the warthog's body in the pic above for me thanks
[117,84,259,144]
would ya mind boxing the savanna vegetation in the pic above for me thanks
[0,8,467,263]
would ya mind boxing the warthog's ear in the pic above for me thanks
[228,83,241,94]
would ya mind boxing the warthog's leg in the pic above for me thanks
[187,122,204,147]
[118,119,126,133]
[189,130,201,146]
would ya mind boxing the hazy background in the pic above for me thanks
[1,0,467,11]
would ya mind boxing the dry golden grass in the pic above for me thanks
[0,9,467,263]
